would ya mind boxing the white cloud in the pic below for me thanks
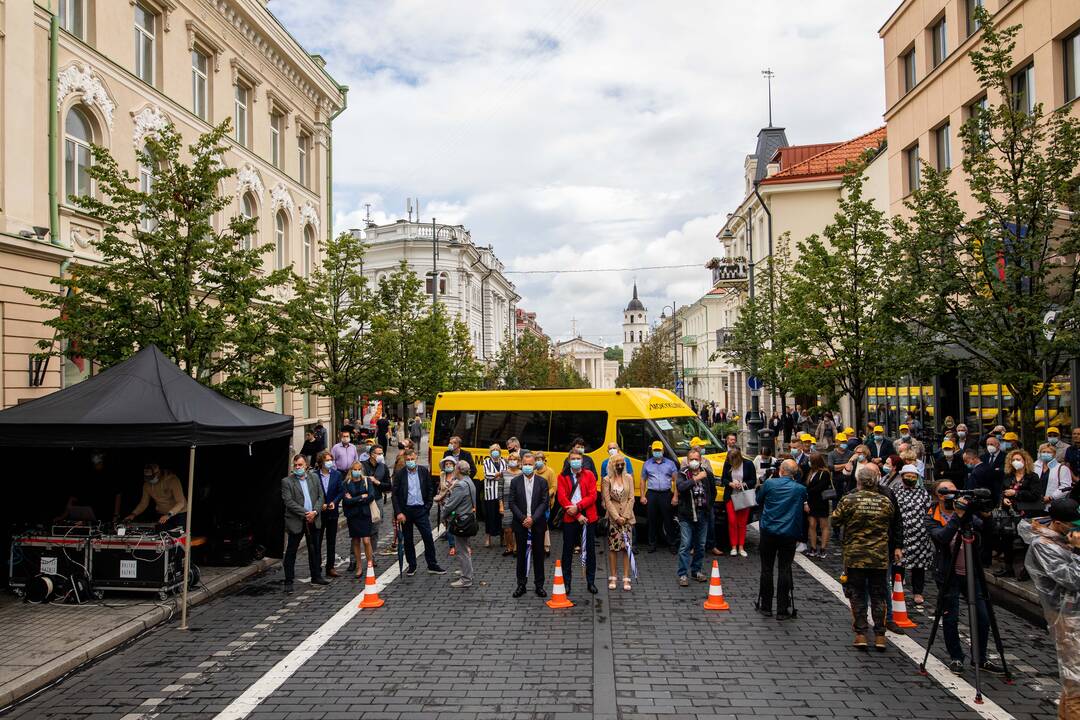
[270,0,896,343]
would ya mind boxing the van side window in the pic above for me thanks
[433,410,478,447]
[617,419,658,461]
[550,411,607,452]
[475,411,550,450]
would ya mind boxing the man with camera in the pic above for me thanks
[1020,498,1080,718]
[926,480,1005,675]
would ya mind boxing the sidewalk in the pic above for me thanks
[0,557,278,707]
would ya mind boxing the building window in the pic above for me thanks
[302,225,314,278]
[1012,62,1035,115]
[138,144,155,232]
[966,0,984,38]
[906,143,921,194]
[59,0,85,39]
[298,132,310,187]
[931,17,947,68]
[274,211,287,270]
[270,111,283,168]
[234,83,249,147]
[192,49,209,121]
[1065,30,1080,103]
[425,271,448,295]
[133,3,156,85]
[967,95,990,146]
[935,122,951,170]
[902,47,917,94]
[64,106,93,203]
[240,193,256,251]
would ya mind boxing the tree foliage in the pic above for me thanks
[617,328,674,388]
[27,120,296,401]
[486,333,589,389]
[891,7,1080,448]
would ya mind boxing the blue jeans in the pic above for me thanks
[677,514,708,577]
[942,575,990,663]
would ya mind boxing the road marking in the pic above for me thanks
[795,554,1016,720]
[213,525,446,720]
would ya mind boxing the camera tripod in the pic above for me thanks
[919,516,1013,702]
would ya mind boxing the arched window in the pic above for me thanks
[638,330,643,342]
[240,193,256,251]
[302,225,314,278]
[64,106,94,202]
[274,211,287,270]
[425,271,448,295]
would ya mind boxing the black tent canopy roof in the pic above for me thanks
[0,345,293,447]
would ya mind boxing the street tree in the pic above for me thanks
[487,333,588,389]
[891,8,1080,449]
[287,231,373,429]
[369,260,432,412]
[616,329,674,388]
[28,120,296,402]
[444,319,486,391]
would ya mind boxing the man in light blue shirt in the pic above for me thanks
[281,454,328,593]
[641,440,678,554]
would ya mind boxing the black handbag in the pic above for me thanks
[450,510,478,537]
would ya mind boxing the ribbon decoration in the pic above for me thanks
[624,529,638,579]
[580,523,588,568]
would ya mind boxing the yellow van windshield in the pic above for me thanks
[654,416,723,454]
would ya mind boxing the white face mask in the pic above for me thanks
[943,451,954,459]
[1011,459,1024,470]
[608,448,618,456]
[688,460,701,469]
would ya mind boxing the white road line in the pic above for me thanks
[795,554,1016,720]
[213,526,446,720]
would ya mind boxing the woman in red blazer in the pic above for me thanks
[556,450,599,595]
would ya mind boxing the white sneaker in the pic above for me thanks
[738,548,748,557]
[449,578,472,588]
[796,542,808,553]
[729,547,737,556]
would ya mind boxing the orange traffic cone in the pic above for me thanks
[890,573,916,628]
[703,560,730,611]
[358,561,385,609]
[546,559,574,609]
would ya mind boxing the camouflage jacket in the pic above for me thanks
[831,489,894,569]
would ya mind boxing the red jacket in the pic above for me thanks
[557,470,599,524]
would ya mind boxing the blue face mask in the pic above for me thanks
[652,451,663,459]
[535,460,545,470]
[293,467,306,476]
[570,459,583,471]
[874,434,883,441]
[406,460,417,470]
[522,465,534,475]
[323,460,333,470]
[491,450,501,459]
[351,469,362,478]
[1040,453,1054,463]
[1000,441,1011,451]
[792,448,801,457]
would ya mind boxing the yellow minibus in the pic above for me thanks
[429,388,728,497]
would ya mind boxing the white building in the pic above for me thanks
[356,220,520,362]
[554,337,619,389]
[622,282,649,362]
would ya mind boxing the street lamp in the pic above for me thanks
[721,217,764,455]
[349,227,367,277]
[661,303,680,399]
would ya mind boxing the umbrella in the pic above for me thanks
[396,523,405,574]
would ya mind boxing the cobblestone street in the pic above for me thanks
[1,514,1061,720]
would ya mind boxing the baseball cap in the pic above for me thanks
[1003,431,1019,441]
[1047,427,1061,436]
[899,423,910,431]
[835,432,848,442]
[941,439,956,449]
[873,425,884,433]
[1049,498,1080,525]
[844,427,855,435]
[799,432,814,443]
[650,440,664,451]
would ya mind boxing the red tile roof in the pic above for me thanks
[770,143,842,170]
[759,126,887,185]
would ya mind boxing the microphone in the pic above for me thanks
[969,487,992,499]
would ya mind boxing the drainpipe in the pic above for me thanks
[49,3,61,245]
[324,83,349,243]
[753,181,775,410]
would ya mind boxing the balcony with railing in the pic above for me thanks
[707,257,749,287]
[715,327,735,348]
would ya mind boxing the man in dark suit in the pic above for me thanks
[781,408,795,449]
[509,451,549,598]
[934,439,966,484]
[869,425,896,461]
[313,450,345,577]
[281,454,329,593]
[980,435,1006,500]
[442,435,476,478]
[391,448,446,576]
[963,448,1002,502]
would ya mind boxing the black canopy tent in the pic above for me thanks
[0,345,294,628]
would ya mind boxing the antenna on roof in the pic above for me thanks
[406,198,413,222]
[364,203,372,224]
[762,68,776,127]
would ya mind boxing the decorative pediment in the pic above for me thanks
[130,105,171,147]
[269,182,294,214]
[235,163,264,197]
[57,63,115,128]
[299,202,320,234]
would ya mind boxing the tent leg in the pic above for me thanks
[180,445,196,630]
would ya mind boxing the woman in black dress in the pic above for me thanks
[342,460,375,577]
[805,453,833,559]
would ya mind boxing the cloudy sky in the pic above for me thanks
[271,0,897,346]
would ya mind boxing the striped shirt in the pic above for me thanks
[483,457,506,501]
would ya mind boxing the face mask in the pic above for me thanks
[341,438,350,446]
[994,433,1003,440]
[508,461,519,468]
[570,459,583,471]
[405,460,417,470]
[943,450,954,459]
[957,431,966,439]
[854,454,864,462]
[522,465,534,475]
[449,444,458,452]
[1011,459,1024,470]
[375,455,384,464]
[608,448,618,456]
[900,434,910,441]
[1040,453,1053,463]
[987,445,999,455]
[688,460,701,469]
[792,448,801,457]
[293,467,306,476]
[1001,441,1011,451]
[323,461,333,470]
[443,464,455,474]
[653,451,663,459]
[874,434,883,441]
[535,460,545,470]
[491,450,501,459]
[1049,436,1060,445]
[902,475,917,486]
[574,446,585,454]
[352,469,362,478]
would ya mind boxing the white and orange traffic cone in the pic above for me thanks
[358,561,385,609]
[890,573,916,629]
[703,560,730,611]
[546,559,574,609]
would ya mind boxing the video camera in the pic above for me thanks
[937,487,994,515]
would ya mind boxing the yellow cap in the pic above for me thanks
[844,427,855,435]
[835,432,848,442]
[799,432,814,442]
[941,439,956,449]
[873,425,884,433]
[1003,431,1019,441]
[899,423,910,431]
[1047,427,1061,436]
[650,440,664,450]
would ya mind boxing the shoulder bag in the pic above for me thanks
[367,481,382,524]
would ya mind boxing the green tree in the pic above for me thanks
[616,329,674,388]
[891,7,1080,449]
[444,319,485,391]
[287,231,373,428]
[27,120,295,401]
[782,160,926,431]
[604,345,624,363]
[486,334,588,389]
[369,260,432,411]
